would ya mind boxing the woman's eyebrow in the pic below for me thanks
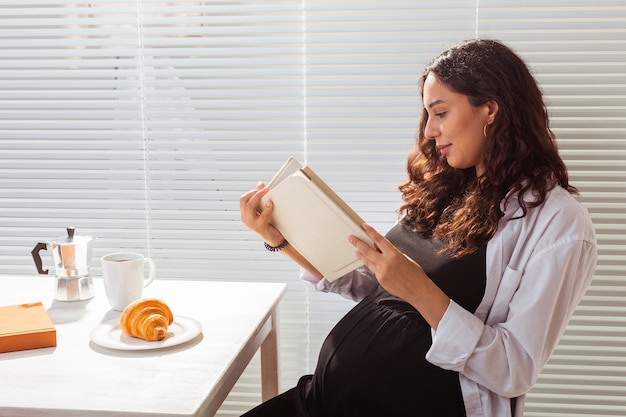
[428,99,445,109]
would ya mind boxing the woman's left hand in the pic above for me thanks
[348,223,426,301]
[348,223,450,329]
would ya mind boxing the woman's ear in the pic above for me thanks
[485,99,499,124]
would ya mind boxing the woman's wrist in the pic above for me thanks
[264,238,289,252]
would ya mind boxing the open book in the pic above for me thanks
[260,157,374,281]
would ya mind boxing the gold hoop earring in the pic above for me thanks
[483,124,488,138]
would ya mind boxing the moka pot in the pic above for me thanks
[31,227,96,301]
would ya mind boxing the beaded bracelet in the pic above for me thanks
[264,239,289,252]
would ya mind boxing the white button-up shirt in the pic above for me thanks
[302,185,597,417]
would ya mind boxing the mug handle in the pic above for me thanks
[144,257,156,287]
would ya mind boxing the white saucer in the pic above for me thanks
[90,316,202,351]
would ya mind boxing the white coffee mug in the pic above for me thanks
[101,252,156,311]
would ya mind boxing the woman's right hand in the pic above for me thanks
[241,182,324,280]
[239,182,286,246]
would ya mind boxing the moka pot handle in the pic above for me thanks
[31,242,49,275]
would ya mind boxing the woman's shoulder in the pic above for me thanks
[500,185,595,239]
[523,185,595,241]
[493,186,596,266]
[504,184,587,217]
[543,186,592,221]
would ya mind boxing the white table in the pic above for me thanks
[0,275,286,417]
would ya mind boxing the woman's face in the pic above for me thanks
[422,73,495,176]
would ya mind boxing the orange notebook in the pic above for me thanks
[0,302,57,354]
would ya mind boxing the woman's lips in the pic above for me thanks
[437,143,451,156]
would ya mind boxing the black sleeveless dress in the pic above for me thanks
[242,219,486,417]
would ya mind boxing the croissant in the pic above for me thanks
[120,298,174,341]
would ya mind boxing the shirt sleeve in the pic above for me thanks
[300,266,378,302]
[426,236,596,398]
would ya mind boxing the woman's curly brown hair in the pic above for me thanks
[399,39,576,257]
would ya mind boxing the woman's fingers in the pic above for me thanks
[349,223,386,257]
[240,182,269,227]
[239,182,287,246]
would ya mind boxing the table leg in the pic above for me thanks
[260,310,280,401]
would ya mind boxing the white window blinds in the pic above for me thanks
[1,1,625,416]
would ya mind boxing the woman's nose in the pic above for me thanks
[424,118,438,140]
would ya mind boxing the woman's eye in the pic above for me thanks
[435,112,447,118]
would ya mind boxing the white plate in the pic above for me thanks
[90,316,202,351]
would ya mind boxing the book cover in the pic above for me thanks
[0,302,57,354]
[260,157,375,281]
